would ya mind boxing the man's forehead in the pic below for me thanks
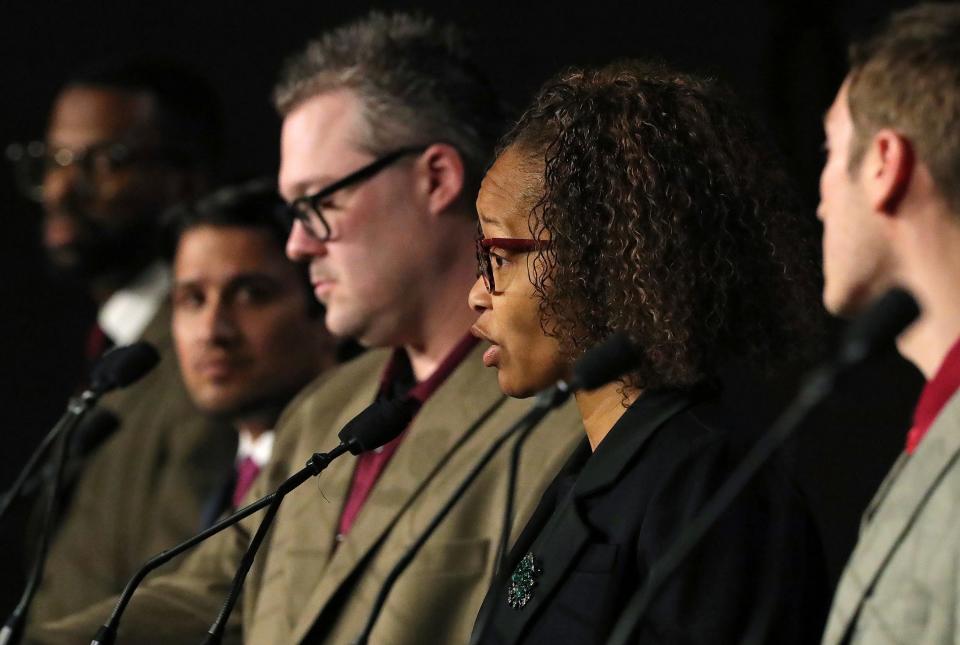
[176,226,287,273]
[824,81,851,129]
[47,86,157,144]
[278,90,367,199]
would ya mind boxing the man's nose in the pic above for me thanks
[286,219,328,262]
[42,163,89,211]
[201,298,240,344]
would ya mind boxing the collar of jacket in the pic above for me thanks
[572,387,705,498]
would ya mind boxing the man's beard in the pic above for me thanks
[45,213,159,289]
[206,395,288,430]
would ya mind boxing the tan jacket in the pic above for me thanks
[30,344,583,644]
[822,389,960,645]
[28,301,237,625]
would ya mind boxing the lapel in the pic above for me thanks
[289,343,507,642]
[827,390,960,643]
[279,352,385,628]
[138,298,173,349]
[860,452,909,531]
[98,300,173,413]
[494,389,696,644]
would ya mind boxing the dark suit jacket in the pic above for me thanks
[474,388,829,645]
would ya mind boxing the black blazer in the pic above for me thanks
[472,388,828,644]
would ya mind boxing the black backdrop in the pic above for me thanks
[0,0,929,616]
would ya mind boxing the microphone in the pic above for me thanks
[838,287,919,365]
[92,395,417,645]
[355,334,644,645]
[533,332,641,410]
[0,342,159,523]
[89,342,161,396]
[20,410,120,498]
[605,287,920,645]
[0,343,160,645]
[567,333,643,392]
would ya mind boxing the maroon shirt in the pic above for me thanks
[906,335,960,454]
[336,334,480,537]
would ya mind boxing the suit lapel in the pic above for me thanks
[139,298,173,349]
[506,441,592,573]
[496,390,695,644]
[280,355,385,629]
[859,452,909,531]
[289,343,506,642]
[469,440,590,644]
[827,390,960,643]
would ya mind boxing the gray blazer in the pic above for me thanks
[822,389,960,644]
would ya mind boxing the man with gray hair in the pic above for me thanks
[28,12,581,644]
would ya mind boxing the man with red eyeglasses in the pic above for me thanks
[28,13,581,645]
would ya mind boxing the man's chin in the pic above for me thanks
[45,246,124,288]
[200,394,286,426]
[324,308,381,348]
[824,282,890,320]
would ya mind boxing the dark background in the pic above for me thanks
[0,0,929,614]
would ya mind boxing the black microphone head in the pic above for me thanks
[568,332,643,392]
[338,397,419,455]
[840,287,920,365]
[89,342,161,395]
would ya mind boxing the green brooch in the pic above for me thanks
[506,552,542,609]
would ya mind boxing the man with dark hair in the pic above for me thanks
[29,181,340,625]
[13,60,240,623]
[818,4,960,643]
[29,12,580,644]
[167,182,338,523]
[10,59,221,300]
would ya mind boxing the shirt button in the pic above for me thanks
[335,533,345,543]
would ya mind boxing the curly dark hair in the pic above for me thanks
[500,60,822,391]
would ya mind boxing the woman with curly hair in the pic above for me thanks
[468,61,828,644]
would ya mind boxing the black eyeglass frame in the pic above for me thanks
[286,146,427,240]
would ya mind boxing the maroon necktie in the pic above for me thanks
[232,456,261,508]
[84,323,113,362]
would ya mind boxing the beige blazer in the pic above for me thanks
[28,301,237,625]
[822,389,960,645]
[29,343,583,644]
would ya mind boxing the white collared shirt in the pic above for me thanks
[236,430,275,469]
[98,262,171,346]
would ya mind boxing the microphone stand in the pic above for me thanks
[493,410,537,577]
[352,385,569,645]
[0,391,99,645]
[91,446,348,645]
[199,444,349,644]
[0,419,69,526]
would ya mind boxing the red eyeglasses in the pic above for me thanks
[475,237,552,293]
